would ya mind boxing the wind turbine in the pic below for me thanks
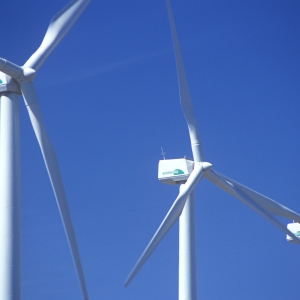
[0,0,90,299]
[124,0,300,298]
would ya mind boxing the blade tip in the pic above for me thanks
[123,278,130,287]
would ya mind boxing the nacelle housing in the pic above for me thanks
[158,158,194,185]
[286,222,300,243]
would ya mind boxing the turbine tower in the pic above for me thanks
[124,1,300,299]
[0,0,90,299]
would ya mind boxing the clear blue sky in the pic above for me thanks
[1,0,300,299]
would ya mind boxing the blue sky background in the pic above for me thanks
[1,0,300,299]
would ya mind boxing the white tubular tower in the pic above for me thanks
[0,1,90,299]
[179,189,197,300]
[0,86,21,299]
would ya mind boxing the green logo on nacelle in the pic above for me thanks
[173,169,184,175]
[0,79,3,84]
[162,169,185,176]
[296,231,300,237]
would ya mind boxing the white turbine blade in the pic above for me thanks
[204,169,300,243]
[24,0,90,71]
[166,0,204,162]
[20,82,89,300]
[124,163,204,287]
[216,172,300,222]
[234,186,300,243]
[0,58,23,79]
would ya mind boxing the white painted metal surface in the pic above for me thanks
[0,93,20,300]
[166,0,203,163]
[124,163,204,287]
[158,159,194,184]
[0,1,90,299]
[286,223,300,243]
[24,0,90,71]
[179,188,197,300]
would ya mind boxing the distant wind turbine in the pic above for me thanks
[0,0,90,299]
[124,1,300,299]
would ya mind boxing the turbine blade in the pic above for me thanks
[20,82,89,300]
[166,0,203,162]
[0,58,23,79]
[24,0,90,71]
[204,169,300,243]
[124,163,204,287]
[216,172,300,222]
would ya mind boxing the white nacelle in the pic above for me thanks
[158,158,194,185]
[0,71,20,94]
[286,222,300,243]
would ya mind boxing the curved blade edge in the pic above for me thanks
[204,169,300,244]
[21,82,89,299]
[166,0,203,162]
[216,171,300,222]
[124,163,204,287]
[24,0,90,71]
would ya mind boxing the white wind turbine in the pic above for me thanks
[0,0,90,299]
[124,0,300,298]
